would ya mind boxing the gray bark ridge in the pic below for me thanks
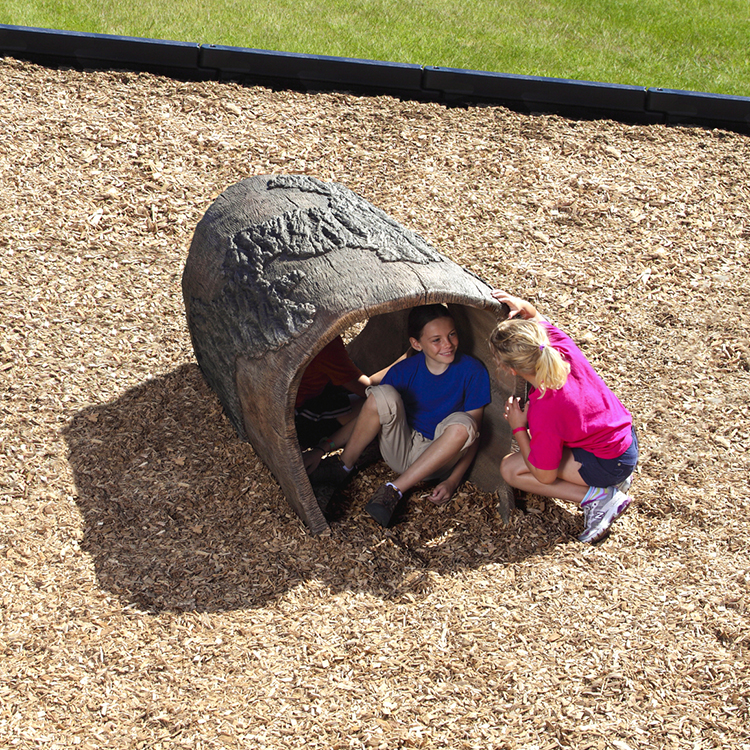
[186,175,444,437]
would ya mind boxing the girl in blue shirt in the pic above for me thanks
[310,304,491,526]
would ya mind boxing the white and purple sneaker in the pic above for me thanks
[578,487,632,544]
[616,472,635,494]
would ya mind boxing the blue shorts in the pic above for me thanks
[573,426,639,488]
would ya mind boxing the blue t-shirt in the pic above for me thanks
[381,351,491,440]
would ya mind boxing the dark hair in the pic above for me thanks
[407,303,453,341]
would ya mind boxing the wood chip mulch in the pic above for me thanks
[1,57,749,749]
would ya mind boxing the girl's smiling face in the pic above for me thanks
[410,316,458,374]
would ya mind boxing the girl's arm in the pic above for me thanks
[504,396,557,484]
[512,428,558,485]
[368,350,410,386]
[344,349,412,394]
[343,374,370,397]
[491,290,546,323]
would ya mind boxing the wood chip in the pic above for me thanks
[1,56,749,749]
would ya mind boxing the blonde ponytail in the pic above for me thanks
[489,319,570,397]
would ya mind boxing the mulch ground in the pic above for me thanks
[1,56,749,749]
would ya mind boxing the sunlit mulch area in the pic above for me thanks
[1,56,749,749]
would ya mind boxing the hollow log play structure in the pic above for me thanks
[182,175,517,533]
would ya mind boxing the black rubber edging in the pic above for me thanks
[421,66,659,124]
[647,87,750,128]
[2,24,750,134]
[199,44,425,97]
[0,24,204,79]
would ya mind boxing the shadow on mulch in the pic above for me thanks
[62,364,580,613]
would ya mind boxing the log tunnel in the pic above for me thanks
[182,174,518,533]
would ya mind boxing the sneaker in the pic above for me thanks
[578,487,632,544]
[365,483,402,527]
[308,455,351,489]
[314,482,341,516]
[616,472,635,494]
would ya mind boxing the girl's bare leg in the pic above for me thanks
[327,399,364,448]
[303,400,365,474]
[339,394,382,469]
[392,424,468,494]
[335,397,364,428]
[501,449,589,505]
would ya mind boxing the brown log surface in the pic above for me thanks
[183,175,513,531]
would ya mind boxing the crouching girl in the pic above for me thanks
[489,290,638,543]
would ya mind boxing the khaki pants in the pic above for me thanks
[366,384,479,479]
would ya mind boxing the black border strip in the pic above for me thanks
[0,24,200,77]
[2,24,749,133]
[647,87,750,127]
[421,66,656,123]
[199,44,425,96]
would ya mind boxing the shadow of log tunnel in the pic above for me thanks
[62,364,579,614]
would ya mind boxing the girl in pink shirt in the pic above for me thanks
[489,291,638,544]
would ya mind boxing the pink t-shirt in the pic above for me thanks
[527,323,633,471]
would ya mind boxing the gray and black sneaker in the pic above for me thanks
[309,455,351,488]
[309,456,354,516]
[365,483,402,527]
[314,482,341,516]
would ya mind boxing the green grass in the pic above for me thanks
[2,0,749,96]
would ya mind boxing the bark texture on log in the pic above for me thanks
[183,175,515,532]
